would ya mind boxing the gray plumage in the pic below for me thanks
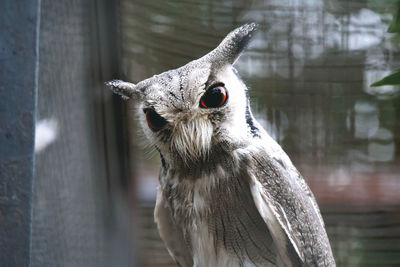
[107,23,336,267]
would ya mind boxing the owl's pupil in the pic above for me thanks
[200,85,228,108]
[144,108,167,131]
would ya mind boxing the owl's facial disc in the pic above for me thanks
[138,81,232,165]
[138,64,251,166]
[107,24,258,165]
[141,89,219,164]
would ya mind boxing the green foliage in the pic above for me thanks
[388,6,400,33]
[371,2,400,86]
[371,70,400,86]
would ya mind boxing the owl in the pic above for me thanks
[107,23,336,267]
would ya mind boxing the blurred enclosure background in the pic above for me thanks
[4,0,399,266]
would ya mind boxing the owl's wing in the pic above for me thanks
[246,149,331,266]
[154,186,193,267]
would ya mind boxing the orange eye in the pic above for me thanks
[200,85,228,108]
[144,108,167,131]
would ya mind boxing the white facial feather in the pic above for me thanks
[171,116,213,164]
[217,68,249,142]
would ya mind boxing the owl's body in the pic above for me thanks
[107,24,336,267]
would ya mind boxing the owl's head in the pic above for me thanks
[107,24,258,166]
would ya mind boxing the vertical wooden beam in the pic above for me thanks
[0,0,41,266]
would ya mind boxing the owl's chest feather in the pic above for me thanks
[168,177,256,267]
[161,162,278,267]
[190,219,259,267]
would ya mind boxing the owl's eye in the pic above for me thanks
[200,85,228,108]
[144,108,167,131]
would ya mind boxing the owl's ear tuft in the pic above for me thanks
[209,23,258,66]
[105,79,137,100]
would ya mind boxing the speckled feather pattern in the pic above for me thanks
[107,23,336,267]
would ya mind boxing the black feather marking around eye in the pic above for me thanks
[144,108,168,131]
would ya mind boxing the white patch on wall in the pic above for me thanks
[35,118,58,153]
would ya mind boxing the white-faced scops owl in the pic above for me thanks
[106,23,336,267]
